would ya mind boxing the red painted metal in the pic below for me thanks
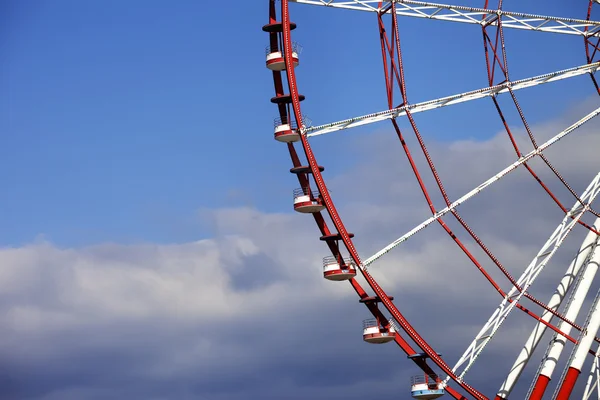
[529,6,600,400]
[555,367,581,400]
[323,270,355,279]
[266,2,468,399]
[527,374,551,400]
[479,0,600,342]
[386,54,581,346]
[386,2,591,354]
[481,0,600,226]
[277,0,484,398]
[266,0,598,398]
[478,3,600,396]
[377,0,587,348]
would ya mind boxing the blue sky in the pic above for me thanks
[2,0,284,245]
[2,1,600,399]
[1,0,592,247]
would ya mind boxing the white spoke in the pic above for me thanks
[290,0,600,37]
[361,106,600,268]
[304,62,600,137]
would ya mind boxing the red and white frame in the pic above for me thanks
[264,1,600,399]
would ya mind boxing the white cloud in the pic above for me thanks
[1,97,599,399]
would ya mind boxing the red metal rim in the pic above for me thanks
[265,1,477,398]
[265,1,599,399]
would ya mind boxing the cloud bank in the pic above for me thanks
[2,97,599,399]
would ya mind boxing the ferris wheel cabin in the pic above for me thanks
[408,353,445,399]
[362,317,396,344]
[359,296,397,344]
[409,375,445,400]
[274,117,300,142]
[262,22,300,71]
[264,42,300,71]
[293,187,325,213]
[322,256,357,281]
[265,48,299,71]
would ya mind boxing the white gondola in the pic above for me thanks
[410,374,445,399]
[274,117,300,142]
[293,187,325,213]
[265,42,301,71]
[322,256,357,281]
[362,318,396,344]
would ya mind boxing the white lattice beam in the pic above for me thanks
[304,62,600,137]
[362,106,600,268]
[290,0,600,38]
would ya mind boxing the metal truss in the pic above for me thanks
[517,224,600,400]
[448,172,600,382]
[304,62,600,137]
[362,106,600,269]
[582,347,600,400]
[290,0,600,37]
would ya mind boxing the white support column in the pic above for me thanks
[538,241,600,383]
[449,172,600,382]
[554,289,600,399]
[496,218,600,399]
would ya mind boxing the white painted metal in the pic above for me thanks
[496,218,600,399]
[304,62,600,137]
[537,242,600,385]
[275,123,292,133]
[524,241,600,399]
[447,172,600,382]
[582,346,600,400]
[552,291,600,400]
[362,106,600,269]
[569,287,600,373]
[551,290,600,399]
[290,0,600,38]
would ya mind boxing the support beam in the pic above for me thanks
[450,172,600,382]
[497,219,600,399]
[290,0,600,38]
[305,62,600,137]
[362,107,600,268]
[528,243,600,399]
[555,289,600,399]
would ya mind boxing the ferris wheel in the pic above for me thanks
[262,1,600,399]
